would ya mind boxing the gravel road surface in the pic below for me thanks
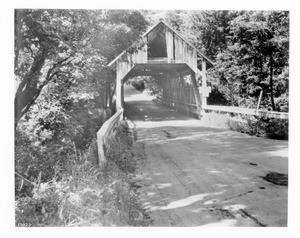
[124,85,288,227]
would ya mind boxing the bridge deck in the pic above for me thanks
[124,85,288,227]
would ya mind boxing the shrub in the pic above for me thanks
[15,130,76,198]
[131,78,145,91]
[275,95,289,112]
[106,120,137,174]
[207,85,228,105]
[264,118,288,140]
[201,112,230,129]
[229,116,288,140]
[228,115,265,137]
[15,122,151,227]
[15,186,61,226]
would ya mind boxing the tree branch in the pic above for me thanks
[15,172,36,186]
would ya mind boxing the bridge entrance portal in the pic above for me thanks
[107,19,213,118]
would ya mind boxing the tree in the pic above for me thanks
[14,9,95,128]
[14,9,149,198]
[194,11,289,110]
[220,11,289,110]
[14,9,149,128]
[190,10,238,60]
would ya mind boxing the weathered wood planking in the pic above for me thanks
[130,39,148,64]
[174,34,183,63]
[165,29,174,62]
[116,37,148,81]
[109,20,214,113]
[97,108,124,164]
[203,105,289,120]
[173,33,198,72]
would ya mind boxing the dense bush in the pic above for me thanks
[275,94,289,112]
[229,116,288,140]
[207,85,228,105]
[264,118,288,140]
[15,130,76,198]
[106,121,137,174]
[15,122,151,227]
[130,78,145,91]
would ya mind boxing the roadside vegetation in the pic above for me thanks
[201,112,288,140]
[164,10,289,112]
[16,120,151,226]
[14,9,150,227]
[130,77,145,92]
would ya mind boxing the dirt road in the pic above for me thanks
[124,85,288,227]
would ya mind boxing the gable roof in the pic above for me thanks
[107,19,214,68]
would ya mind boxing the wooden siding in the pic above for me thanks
[130,39,148,64]
[116,61,132,82]
[174,34,198,72]
[174,34,183,63]
[113,25,200,78]
[165,28,174,63]
[116,38,147,81]
[108,20,213,70]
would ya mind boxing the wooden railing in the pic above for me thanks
[157,98,288,120]
[96,108,124,164]
[203,105,289,120]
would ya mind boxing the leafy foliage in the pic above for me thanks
[207,85,228,105]
[190,10,238,59]
[211,11,289,110]
[14,10,149,223]
[15,9,149,127]
[16,123,151,227]
[165,10,289,112]
[106,121,137,174]
[130,77,146,92]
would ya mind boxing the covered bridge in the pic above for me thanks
[108,19,214,118]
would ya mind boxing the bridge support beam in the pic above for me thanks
[116,61,130,110]
[201,60,207,107]
[121,83,124,108]
[179,73,190,116]
[198,59,211,107]
[190,71,203,118]
[116,73,122,109]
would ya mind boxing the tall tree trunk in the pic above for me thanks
[14,54,69,128]
[14,53,47,128]
[270,53,276,111]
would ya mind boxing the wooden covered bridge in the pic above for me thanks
[107,19,213,117]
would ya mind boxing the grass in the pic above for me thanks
[15,120,151,227]
[201,111,288,140]
[200,111,231,129]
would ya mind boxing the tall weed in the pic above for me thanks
[15,121,151,226]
